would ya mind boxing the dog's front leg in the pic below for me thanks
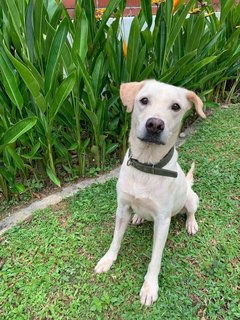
[95,203,131,274]
[140,215,171,306]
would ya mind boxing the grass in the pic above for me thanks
[0,105,239,320]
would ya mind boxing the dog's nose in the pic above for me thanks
[146,118,165,134]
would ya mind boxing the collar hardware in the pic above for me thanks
[127,147,178,178]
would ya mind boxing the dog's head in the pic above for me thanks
[120,80,206,145]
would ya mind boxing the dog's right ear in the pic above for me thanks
[120,82,144,112]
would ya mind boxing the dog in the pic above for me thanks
[95,80,206,306]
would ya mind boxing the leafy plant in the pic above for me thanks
[0,0,239,200]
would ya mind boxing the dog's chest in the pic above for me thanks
[118,169,175,220]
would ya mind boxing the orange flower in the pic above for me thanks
[173,0,181,12]
[123,40,127,58]
[95,8,106,20]
[151,0,166,5]
[189,7,201,14]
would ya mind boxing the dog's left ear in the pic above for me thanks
[120,81,144,112]
[187,91,206,119]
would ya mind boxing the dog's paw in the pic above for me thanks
[94,256,115,274]
[140,281,159,306]
[186,217,198,235]
[132,214,144,225]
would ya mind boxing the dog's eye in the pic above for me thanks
[140,97,149,105]
[171,103,181,111]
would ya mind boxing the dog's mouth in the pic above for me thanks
[138,135,166,145]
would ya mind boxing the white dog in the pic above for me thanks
[95,80,206,306]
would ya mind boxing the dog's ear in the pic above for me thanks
[187,91,206,119]
[120,82,144,112]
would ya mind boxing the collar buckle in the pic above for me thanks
[127,154,133,166]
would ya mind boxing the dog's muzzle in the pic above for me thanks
[139,118,165,144]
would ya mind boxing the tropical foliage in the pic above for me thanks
[0,0,239,200]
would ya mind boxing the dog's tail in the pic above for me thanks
[186,162,195,187]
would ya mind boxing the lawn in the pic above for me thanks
[0,106,239,320]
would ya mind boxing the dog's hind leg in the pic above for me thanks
[185,189,199,235]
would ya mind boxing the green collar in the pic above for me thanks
[127,146,178,178]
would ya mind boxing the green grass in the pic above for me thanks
[0,106,240,320]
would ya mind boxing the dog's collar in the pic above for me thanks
[127,146,178,178]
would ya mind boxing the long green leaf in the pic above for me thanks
[220,0,234,25]
[45,18,69,94]
[82,0,95,42]
[79,104,98,129]
[179,56,218,86]
[92,52,105,95]
[160,50,197,82]
[0,52,23,109]
[34,0,44,60]
[105,39,120,84]
[186,13,205,52]
[76,56,96,110]
[156,9,166,73]
[46,166,61,187]
[141,0,152,29]
[127,17,140,81]
[49,72,76,122]
[72,8,88,62]
[6,146,25,170]
[0,117,37,147]
[26,0,34,62]
[165,0,194,61]
[3,43,46,112]
[133,45,146,80]
[3,0,24,48]
[93,0,122,48]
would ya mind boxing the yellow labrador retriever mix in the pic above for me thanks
[95,80,206,306]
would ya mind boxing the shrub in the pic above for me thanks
[0,0,239,200]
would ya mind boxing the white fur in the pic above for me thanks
[95,80,203,306]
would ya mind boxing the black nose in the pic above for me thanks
[145,118,165,134]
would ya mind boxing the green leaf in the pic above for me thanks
[72,9,88,62]
[82,0,95,42]
[46,166,61,187]
[165,0,195,62]
[93,0,122,48]
[3,43,46,112]
[92,52,105,95]
[15,183,26,193]
[105,39,120,84]
[3,0,24,48]
[106,143,118,155]
[22,142,41,159]
[186,13,205,52]
[156,9,166,73]
[141,0,152,29]
[160,50,197,82]
[139,63,154,81]
[49,72,76,123]
[0,52,23,110]
[79,102,98,129]
[180,56,218,86]
[26,0,34,63]
[0,117,37,147]
[5,146,25,170]
[127,17,140,81]
[76,56,96,110]
[34,0,44,59]
[220,0,234,25]
[45,18,69,94]
[133,45,146,79]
